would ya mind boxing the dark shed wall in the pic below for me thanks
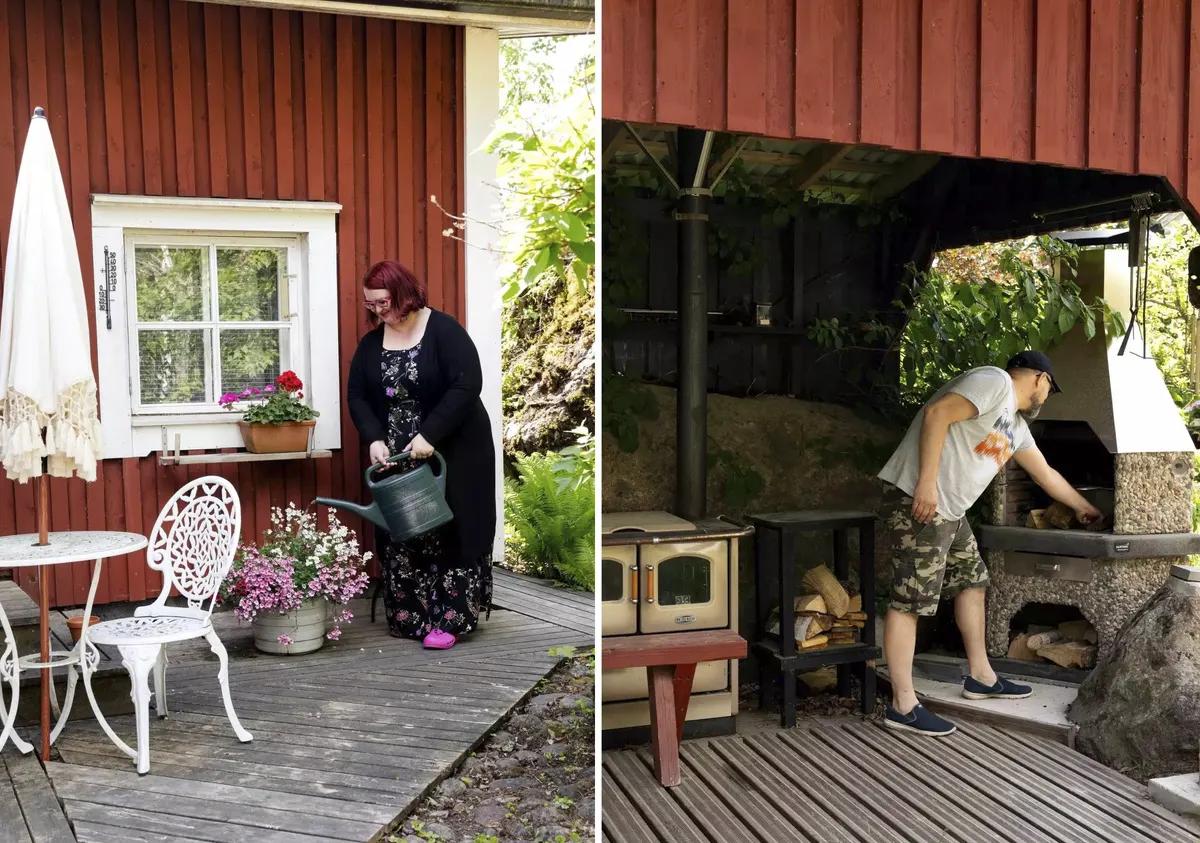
[602,0,1199,215]
[0,0,464,606]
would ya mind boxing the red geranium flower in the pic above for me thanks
[275,370,303,392]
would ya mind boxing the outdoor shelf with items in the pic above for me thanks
[750,509,880,728]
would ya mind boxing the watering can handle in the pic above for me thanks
[364,450,447,493]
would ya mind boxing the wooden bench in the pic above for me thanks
[602,629,748,787]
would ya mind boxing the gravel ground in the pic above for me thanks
[389,653,595,843]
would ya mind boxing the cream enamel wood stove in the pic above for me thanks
[600,511,750,745]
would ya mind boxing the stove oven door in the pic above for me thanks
[638,540,729,633]
[601,544,638,636]
[601,660,728,702]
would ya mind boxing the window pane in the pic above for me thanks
[657,555,712,606]
[135,247,208,322]
[220,328,285,396]
[217,248,286,321]
[138,330,208,405]
[601,558,624,602]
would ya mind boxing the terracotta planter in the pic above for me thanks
[238,420,316,454]
[67,615,101,642]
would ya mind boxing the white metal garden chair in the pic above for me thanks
[81,476,252,774]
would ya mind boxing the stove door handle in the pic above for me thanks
[630,564,639,603]
[645,564,655,604]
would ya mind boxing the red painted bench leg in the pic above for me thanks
[673,663,696,743]
[647,664,681,786]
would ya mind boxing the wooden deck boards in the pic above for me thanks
[1,590,592,842]
[492,568,594,636]
[602,719,1200,843]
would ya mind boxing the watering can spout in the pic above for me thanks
[313,497,388,531]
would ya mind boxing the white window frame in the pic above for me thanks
[91,195,342,458]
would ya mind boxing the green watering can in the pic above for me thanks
[315,451,452,541]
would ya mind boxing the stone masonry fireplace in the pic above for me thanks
[980,246,1200,664]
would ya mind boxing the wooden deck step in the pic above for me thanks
[0,580,39,655]
[492,568,594,636]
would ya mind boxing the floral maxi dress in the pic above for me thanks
[380,344,491,640]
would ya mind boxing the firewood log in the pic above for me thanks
[1007,633,1042,662]
[1045,501,1076,530]
[1058,620,1098,644]
[1026,630,1064,650]
[1036,641,1096,669]
[793,594,827,614]
[802,564,850,618]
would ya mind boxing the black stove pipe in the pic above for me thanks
[675,129,711,521]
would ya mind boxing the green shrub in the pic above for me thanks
[505,434,595,591]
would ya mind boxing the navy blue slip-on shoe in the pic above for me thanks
[962,675,1033,700]
[883,704,957,736]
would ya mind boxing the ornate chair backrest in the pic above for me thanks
[146,476,242,616]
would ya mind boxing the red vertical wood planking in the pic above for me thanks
[336,16,359,512]
[1088,0,1138,173]
[726,0,768,135]
[121,459,143,600]
[762,0,794,140]
[920,0,980,156]
[169,0,195,196]
[860,0,921,150]
[204,4,228,197]
[366,18,385,260]
[1138,0,1187,188]
[256,19,277,199]
[795,0,860,143]
[626,0,658,124]
[425,28,445,308]
[241,7,264,198]
[0,3,16,251]
[303,13,324,199]
[397,25,416,261]
[103,462,127,601]
[227,10,248,199]
[117,1,143,195]
[1033,0,1088,168]
[382,24,398,261]
[1189,0,1200,210]
[154,1,177,196]
[600,0,628,123]
[289,15,307,199]
[654,0,699,129]
[979,0,1035,162]
[694,1,727,134]
[273,9,294,199]
[454,27,465,319]
[23,0,46,112]
[135,0,163,194]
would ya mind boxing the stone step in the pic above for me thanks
[877,661,1080,747]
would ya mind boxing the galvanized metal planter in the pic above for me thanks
[253,599,328,655]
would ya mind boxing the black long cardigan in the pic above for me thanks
[346,310,496,562]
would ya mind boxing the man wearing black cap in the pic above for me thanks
[876,351,1101,737]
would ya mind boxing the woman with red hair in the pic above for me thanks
[347,260,495,649]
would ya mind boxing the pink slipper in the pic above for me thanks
[423,630,457,649]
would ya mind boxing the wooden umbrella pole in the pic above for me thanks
[37,473,50,760]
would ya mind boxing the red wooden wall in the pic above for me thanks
[0,0,464,607]
[602,0,1200,214]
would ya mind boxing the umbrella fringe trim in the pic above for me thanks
[0,381,100,483]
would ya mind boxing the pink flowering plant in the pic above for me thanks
[218,370,318,424]
[220,504,371,644]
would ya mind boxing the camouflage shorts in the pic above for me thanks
[879,483,989,616]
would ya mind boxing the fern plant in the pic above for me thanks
[505,449,594,591]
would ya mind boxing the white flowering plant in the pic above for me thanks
[220,505,372,644]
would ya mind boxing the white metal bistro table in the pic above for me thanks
[0,531,147,755]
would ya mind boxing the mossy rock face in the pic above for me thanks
[502,281,595,456]
[602,384,900,516]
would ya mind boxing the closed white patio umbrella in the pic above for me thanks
[0,107,101,759]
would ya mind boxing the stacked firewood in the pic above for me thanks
[766,564,866,650]
[1008,619,1097,669]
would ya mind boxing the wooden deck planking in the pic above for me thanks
[1,595,591,841]
[492,568,594,635]
[602,720,1200,843]
[1,753,74,842]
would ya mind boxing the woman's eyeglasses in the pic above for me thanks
[363,298,392,312]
